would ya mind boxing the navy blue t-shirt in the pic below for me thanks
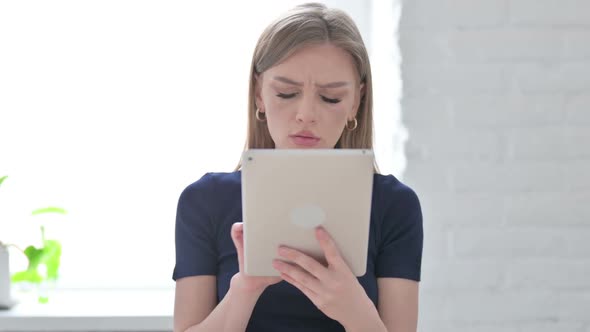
[173,171,423,331]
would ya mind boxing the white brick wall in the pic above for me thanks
[398,0,590,331]
[510,0,590,25]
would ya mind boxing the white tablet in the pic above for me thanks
[241,149,375,277]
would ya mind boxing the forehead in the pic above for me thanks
[264,43,358,84]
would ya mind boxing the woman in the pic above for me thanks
[173,3,423,331]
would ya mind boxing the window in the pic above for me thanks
[0,0,403,289]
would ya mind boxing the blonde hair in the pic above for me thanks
[236,3,377,171]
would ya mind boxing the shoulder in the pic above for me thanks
[178,171,241,210]
[181,171,241,198]
[373,173,421,213]
[372,174,423,257]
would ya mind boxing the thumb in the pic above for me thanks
[231,222,245,270]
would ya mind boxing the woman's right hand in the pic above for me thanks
[230,222,283,294]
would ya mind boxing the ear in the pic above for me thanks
[351,82,365,120]
[254,73,264,112]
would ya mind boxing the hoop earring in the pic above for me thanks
[255,108,266,122]
[346,117,358,131]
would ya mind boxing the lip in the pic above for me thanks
[289,130,320,147]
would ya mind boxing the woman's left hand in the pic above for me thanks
[272,226,376,328]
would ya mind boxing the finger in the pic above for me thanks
[315,227,345,267]
[231,222,244,269]
[278,246,328,281]
[231,223,244,249]
[280,271,318,302]
[273,260,322,294]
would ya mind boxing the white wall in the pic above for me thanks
[399,0,590,331]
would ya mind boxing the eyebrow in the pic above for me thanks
[273,76,350,89]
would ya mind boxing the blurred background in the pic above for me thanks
[400,1,590,331]
[0,0,589,331]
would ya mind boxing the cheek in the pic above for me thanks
[323,97,354,117]
[263,96,298,125]
[265,101,293,123]
[263,100,292,140]
[324,106,348,126]
[261,89,290,112]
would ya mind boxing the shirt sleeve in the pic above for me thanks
[172,173,218,280]
[375,183,423,281]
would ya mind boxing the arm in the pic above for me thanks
[174,274,265,332]
[371,180,422,332]
[174,223,281,332]
[377,278,419,332]
[339,278,418,332]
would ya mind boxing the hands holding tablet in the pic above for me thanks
[232,221,375,328]
[272,226,373,327]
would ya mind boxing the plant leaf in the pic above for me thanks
[11,270,43,284]
[23,245,45,270]
[32,207,67,215]
[43,240,62,280]
[0,176,7,188]
[11,246,45,284]
[12,241,62,284]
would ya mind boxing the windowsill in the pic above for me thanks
[0,289,174,332]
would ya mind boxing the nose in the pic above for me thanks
[295,94,317,124]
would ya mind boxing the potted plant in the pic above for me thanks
[0,175,67,305]
[0,175,15,309]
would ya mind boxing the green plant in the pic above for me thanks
[0,175,66,303]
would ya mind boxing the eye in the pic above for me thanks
[321,96,341,104]
[277,93,297,99]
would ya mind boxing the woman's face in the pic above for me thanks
[255,43,363,149]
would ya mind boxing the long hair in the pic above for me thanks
[236,3,377,172]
